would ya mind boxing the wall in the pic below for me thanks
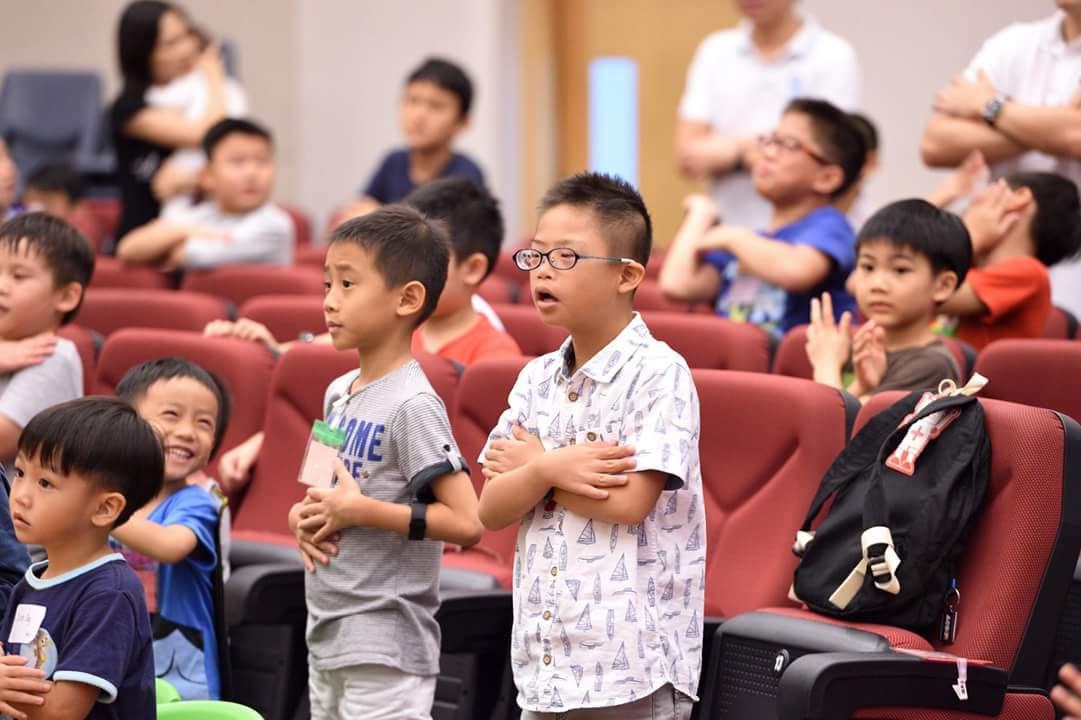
[804,0,1047,214]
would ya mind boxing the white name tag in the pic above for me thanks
[8,604,46,645]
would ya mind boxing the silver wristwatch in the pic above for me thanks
[982,94,1009,126]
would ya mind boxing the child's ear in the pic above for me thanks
[931,270,960,304]
[618,259,646,297]
[1006,186,1034,214]
[198,165,214,194]
[92,491,127,529]
[54,282,83,317]
[397,280,427,319]
[459,252,489,288]
[812,165,846,197]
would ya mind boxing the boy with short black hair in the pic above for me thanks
[0,397,162,719]
[0,213,93,468]
[661,97,866,337]
[939,172,1081,349]
[116,117,293,270]
[22,164,86,221]
[343,58,485,218]
[478,172,705,719]
[111,358,231,700]
[288,206,483,719]
[806,199,971,400]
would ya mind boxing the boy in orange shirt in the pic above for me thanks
[939,172,1081,350]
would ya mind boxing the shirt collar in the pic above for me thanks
[553,313,651,385]
[736,14,820,60]
[1045,10,1081,55]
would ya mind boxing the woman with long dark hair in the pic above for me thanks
[110,1,229,239]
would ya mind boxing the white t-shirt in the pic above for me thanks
[163,198,294,268]
[678,17,861,229]
[964,11,1081,317]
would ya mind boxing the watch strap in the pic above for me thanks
[408,502,427,541]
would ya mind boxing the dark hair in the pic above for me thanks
[329,205,450,325]
[404,178,503,281]
[26,163,86,203]
[848,112,879,153]
[117,0,179,94]
[18,397,164,526]
[407,57,473,117]
[537,172,652,266]
[857,199,972,284]
[116,357,232,457]
[202,117,273,160]
[784,98,868,199]
[1004,172,1081,266]
[0,213,94,325]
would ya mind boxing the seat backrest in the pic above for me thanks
[1045,305,1080,339]
[642,311,770,371]
[476,277,517,305]
[633,280,694,313]
[450,356,532,566]
[694,370,857,618]
[975,339,1081,424]
[491,304,567,357]
[94,329,276,489]
[0,70,102,177]
[180,265,324,309]
[851,395,1081,684]
[237,295,325,344]
[773,324,813,378]
[89,257,173,291]
[76,288,230,337]
[276,204,311,246]
[56,324,99,394]
[233,345,460,535]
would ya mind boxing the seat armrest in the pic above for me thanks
[224,562,306,627]
[778,651,1009,720]
[436,590,512,654]
[231,537,304,568]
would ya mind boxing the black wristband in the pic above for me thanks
[408,502,427,541]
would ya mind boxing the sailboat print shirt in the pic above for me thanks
[480,313,705,712]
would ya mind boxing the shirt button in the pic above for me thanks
[586,431,597,442]
[543,654,552,665]
[550,566,558,577]
[568,391,579,402]
[543,610,552,620]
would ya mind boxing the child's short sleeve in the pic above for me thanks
[52,591,141,702]
[788,211,856,272]
[362,153,394,203]
[391,393,468,498]
[967,258,1050,322]
[478,361,537,464]
[157,489,219,571]
[619,359,699,492]
[0,342,82,429]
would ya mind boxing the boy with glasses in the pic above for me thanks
[660,98,867,337]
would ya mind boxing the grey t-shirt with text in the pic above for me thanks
[305,360,464,676]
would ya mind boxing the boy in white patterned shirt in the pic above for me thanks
[478,173,705,719]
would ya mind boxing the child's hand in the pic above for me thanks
[300,460,366,543]
[0,333,58,374]
[682,194,720,225]
[963,179,1022,251]
[204,318,282,354]
[927,149,987,208]
[851,321,887,395]
[289,496,339,573]
[806,292,853,373]
[0,652,52,720]
[482,425,544,480]
[216,432,263,492]
[535,442,636,500]
[1052,662,1081,718]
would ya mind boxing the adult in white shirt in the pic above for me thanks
[674,0,861,230]
[922,1,1081,318]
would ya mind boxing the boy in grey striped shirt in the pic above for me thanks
[288,206,483,719]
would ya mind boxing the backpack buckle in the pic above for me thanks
[828,526,902,610]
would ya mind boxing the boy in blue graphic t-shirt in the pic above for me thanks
[0,398,161,719]
[111,358,231,700]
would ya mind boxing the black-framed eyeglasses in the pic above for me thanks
[512,247,635,271]
[757,132,831,165]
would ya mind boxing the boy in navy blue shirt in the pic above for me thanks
[660,98,867,337]
[110,358,230,700]
[0,397,161,720]
[342,58,485,218]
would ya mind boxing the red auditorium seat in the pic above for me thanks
[975,339,1081,423]
[1045,305,1079,340]
[491,303,567,356]
[231,344,460,542]
[237,295,324,343]
[75,288,230,337]
[645,311,770,371]
[292,243,325,269]
[89,256,173,290]
[80,197,121,251]
[633,280,695,313]
[277,203,311,246]
[443,356,532,588]
[699,395,1081,719]
[57,324,99,394]
[180,265,324,309]
[94,329,276,493]
[476,276,517,305]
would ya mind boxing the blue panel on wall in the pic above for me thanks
[588,57,638,187]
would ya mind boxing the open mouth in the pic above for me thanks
[534,288,559,309]
[166,447,195,461]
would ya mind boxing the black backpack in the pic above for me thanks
[790,382,991,636]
